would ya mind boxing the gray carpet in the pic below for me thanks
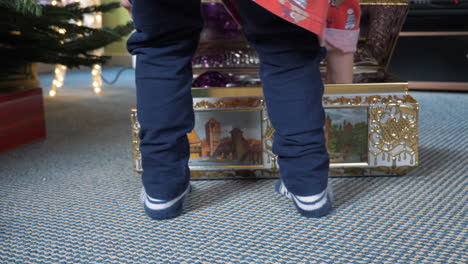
[1,69,467,263]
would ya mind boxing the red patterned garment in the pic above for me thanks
[325,0,361,52]
[252,0,330,38]
[223,0,360,52]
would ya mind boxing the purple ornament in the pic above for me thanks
[193,71,231,88]
[199,2,243,41]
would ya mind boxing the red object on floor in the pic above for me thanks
[0,88,46,152]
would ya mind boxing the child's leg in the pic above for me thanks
[235,0,330,198]
[127,0,203,201]
[326,49,354,84]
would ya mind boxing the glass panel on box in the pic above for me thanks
[325,107,368,164]
[188,109,264,168]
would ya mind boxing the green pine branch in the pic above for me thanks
[0,0,42,16]
[41,2,121,21]
[0,1,134,73]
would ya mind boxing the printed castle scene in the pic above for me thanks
[188,110,263,167]
[324,108,368,163]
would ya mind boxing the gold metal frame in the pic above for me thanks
[192,83,408,98]
[131,83,419,178]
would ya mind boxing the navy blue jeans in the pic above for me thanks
[127,0,329,200]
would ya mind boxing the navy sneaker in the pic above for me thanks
[275,180,333,218]
[140,184,192,220]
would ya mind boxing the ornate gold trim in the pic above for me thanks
[368,95,419,167]
[322,94,410,106]
[326,83,408,94]
[192,87,262,98]
[131,93,419,176]
[130,109,142,173]
[192,83,408,98]
[193,98,264,109]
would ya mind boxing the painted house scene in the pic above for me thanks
[324,108,368,163]
[188,110,263,167]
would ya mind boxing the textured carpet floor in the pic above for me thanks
[0,69,467,263]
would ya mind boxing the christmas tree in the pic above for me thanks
[0,0,133,75]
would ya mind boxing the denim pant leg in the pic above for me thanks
[127,0,203,200]
[235,0,330,196]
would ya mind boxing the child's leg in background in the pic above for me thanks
[127,0,203,200]
[235,0,330,196]
[324,0,361,84]
[326,49,354,84]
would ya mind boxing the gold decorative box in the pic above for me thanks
[131,0,419,179]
